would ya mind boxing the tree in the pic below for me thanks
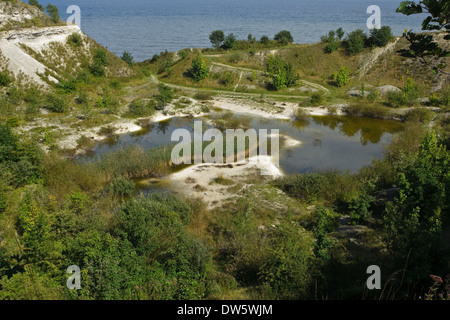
[0,71,12,87]
[336,27,345,40]
[155,84,173,110]
[45,4,60,23]
[222,33,236,50]
[334,67,350,87]
[369,26,394,47]
[90,49,108,77]
[209,30,225,49]
[274,30,294,45]
[189,55,209,81]
[384,131,450,279]
[345,29,367,55]
[396,1,449,39]
[266,55,299,90]
[396,1,450,67]
[121,51,134,66]
[28,0,43,11]
[260,35,270,45]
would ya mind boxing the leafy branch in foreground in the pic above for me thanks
[396,1,450,70]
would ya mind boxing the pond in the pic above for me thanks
[82,112,404,178]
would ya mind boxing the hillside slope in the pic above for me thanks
[0,0,132,88]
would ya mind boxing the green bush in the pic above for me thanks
[334,67,350,87]
[68,33,83,47]
[324,41,339,53]
[219,71,235,86]
[321,30,336,43]
[292,107,309,121]
[90,49,109,77]
[367,89,379,103]
[266,55,299,90]
[57,78,77,93]
[89,61,105,77]
[312,206,339,259]
[260,35,270,45]
[345,103,391,118]
[189,55,209,81]
[154,84,173,110]
[348,186,374,225]
[209,30,225,49]
[194,91,212,101]
[404,108,435,122]
[45,4,60,23]
[222,33,236,50]
[228,52,242,64]
[128,99,155,116]
[0,72,12,87]
[93,49,108,66]
[75,91,89,105]
[368,26,394,47]
[121,51,134,66]
[95,89,119,113]
[45,94,68,113]
[274,30,294,45]
[386,78,420,107]
[336,27,345,40]
[106,177,135,197]
[24,85,42,105]
[345,29,367,55]
[28,0,44,11]
[310,92,326,105]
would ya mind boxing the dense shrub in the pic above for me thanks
[90,49,109,77]
[29,0,44,11]
[274,30,294,45]
[68,33,83,47]
[45,4,60,23]
[45,94,68,113]
[266,55,299,90]
[345,29,367,55]
[334,67,350,87]
[260,35,270,45]
[106,177,135,197]
[0,72,12,87]
[154,84,173,110]
[222,33,236,50]
[310,92,326,105]
[209,30,225,49]
[386,78,421,108]
[121,51,134,66]
[128,99,155,116]
[189,55,209,81]
[324,41,339,53]
[368,26,394,47]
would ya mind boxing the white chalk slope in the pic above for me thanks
[0,25,83,86]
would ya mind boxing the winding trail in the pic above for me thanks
[209,61,330,93]
[150,75,311,100]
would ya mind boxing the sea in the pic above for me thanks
[38,0,427,62]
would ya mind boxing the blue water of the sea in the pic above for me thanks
[38,0,426,61]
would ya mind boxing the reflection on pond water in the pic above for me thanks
[83,113,404,176]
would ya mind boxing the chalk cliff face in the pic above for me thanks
[0,1,132,87]
[0,0,55,30]
[0,25,85,86]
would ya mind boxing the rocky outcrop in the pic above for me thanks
[347,85,401,97]
[0,25,84,86]
[0,0,53,30]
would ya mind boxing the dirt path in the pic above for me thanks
[150,76,311,100]
[358,37,400,79]
[210,61,330,93]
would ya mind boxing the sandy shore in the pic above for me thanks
[169,155,283,209]
[211,97,346,119]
